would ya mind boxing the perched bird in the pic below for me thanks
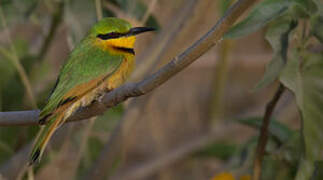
[29,17,154,164]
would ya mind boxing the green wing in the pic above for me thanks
[40,38,124,120]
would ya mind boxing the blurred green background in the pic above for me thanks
[0,0,322,179]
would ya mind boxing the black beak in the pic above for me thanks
[128,27,156,36]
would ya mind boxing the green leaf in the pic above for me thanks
[223,0,292,39]
[279,132,302,165]
[291,0,318,18]
[310,0,323,43]
[294,0,317,10]
[280,50,323,180]
[254,19,297,90]
[261,156,295,180]
[238,117,294,144]
[193,141,237,160]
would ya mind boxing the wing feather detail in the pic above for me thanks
[39,37,125,122]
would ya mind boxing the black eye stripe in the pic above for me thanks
[97,32,126,40]
[97,27,155,40]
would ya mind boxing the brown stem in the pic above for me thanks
[253,84,285,180]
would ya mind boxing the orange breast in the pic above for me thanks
[63,55,135,119]
[62,55,135,100]
[105,55,135,89]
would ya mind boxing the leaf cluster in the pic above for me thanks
[198,0,323,179]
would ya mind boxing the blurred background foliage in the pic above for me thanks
[0,0,322,179]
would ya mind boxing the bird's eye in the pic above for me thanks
[97,32,124,40]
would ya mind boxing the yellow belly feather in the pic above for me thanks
[63,54,135,120]
[59,36,136,122]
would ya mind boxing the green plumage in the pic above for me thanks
[30,17,154,165]
[40,18,132,120]
[30,18,133,164]
[39,39,123,119]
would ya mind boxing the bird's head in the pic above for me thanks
[90,17,155,54]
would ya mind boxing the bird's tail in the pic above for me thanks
[29,113,65,165]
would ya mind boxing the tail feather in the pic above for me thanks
[29,113,64,165]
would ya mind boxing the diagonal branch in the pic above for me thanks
[0,0,260,130]
[253,84,285,180]
[83,0,199,178]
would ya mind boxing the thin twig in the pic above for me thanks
[210,40,233,123]
[209,0,235,123]
[253,84,285,180]
[95,0,103,21]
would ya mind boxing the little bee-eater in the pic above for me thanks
[29,17,154,164]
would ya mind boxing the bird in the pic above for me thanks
[29,17,155,165]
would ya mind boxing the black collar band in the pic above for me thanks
[113,46,135,55]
